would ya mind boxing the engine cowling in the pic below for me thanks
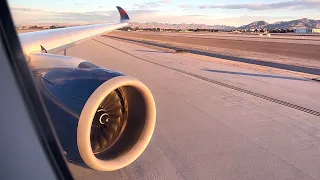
[35,67,156,171]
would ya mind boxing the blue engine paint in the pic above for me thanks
[34,68,125,162]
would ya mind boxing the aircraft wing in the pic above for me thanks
[19,6,130,56]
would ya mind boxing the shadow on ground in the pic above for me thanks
[202,69,310,81]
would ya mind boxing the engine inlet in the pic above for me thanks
[90,89,128,154]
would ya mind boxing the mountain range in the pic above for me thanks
[238,18,320,30]
[129,22,235,30]
[129,18,320,30]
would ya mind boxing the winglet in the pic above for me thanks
[116,6,130,22]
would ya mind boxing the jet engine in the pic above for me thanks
[34,65,156,171]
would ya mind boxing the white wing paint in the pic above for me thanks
[18,6,129,58]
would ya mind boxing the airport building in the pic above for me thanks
[295,28,308,33]
[312,28,320,34]
[295,28,320,34]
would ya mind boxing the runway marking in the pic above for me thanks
[93,39,320,117]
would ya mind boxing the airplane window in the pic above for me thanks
[5,0,320,179]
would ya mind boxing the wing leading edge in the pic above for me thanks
[18,6,130,57]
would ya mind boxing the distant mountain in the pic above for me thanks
[238,21,269,30]
[238,18,320,30]
[266,18,320,29]
[129,22,235,30]
[17,18,320,31]
[129,18,320,31]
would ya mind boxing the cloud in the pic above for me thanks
[197,0,320,10]
[133,0,171,9]
[10,7,114,25]
[98,6,104,8]
[10,7,158,25]
[10,7,44,12]
[184,15,209,17]
[158,0,172,4]
[73,3,85,6]
[134,2,160,9]
[180,4,195,10]
[9,5,320,26]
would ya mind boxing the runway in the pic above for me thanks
[66,37,320,180]
[108,31,320,64]
[117,31,320,45]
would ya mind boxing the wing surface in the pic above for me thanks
[19,6,130,56]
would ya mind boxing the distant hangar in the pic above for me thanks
[295,28,320,34]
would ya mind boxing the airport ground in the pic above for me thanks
[17,29,43,33]
[64,35,320,180]
[114,31,320,45]
[107,31,320,71]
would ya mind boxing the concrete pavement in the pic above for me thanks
[65,37,320,180]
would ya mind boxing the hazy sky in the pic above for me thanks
[8,0,320,26]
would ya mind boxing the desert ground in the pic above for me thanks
[17,29,43,33]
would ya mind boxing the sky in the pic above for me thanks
[8,0,320,26]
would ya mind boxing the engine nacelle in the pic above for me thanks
[35,67,156,171]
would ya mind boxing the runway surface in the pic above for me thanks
[109,31,320,61]
[119,31,320,45]
[66,36,320,180]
